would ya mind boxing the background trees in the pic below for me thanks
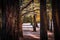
[1,0,60,40]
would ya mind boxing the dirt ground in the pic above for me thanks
[20,27,54,40]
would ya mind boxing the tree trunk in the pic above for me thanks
[40,0,48,40]
[32,0,38,32]
[47,14,49,31]
[1,0,19,40]
[52,0,60,40]
[15,0,23,39]
[1,0,7,40]
[33,14,36,32]
[0,0,2,39]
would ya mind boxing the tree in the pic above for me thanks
[1,0,7,40]
[46,0,53,32]
[1,0,22,40]
[0,0,2,39]
[40,0,48,40]
[33,14,37,31]
[52,0,60,40]
[15,0,23,40]
[32,0,38,32]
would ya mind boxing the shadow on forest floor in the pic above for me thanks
[20,26,54,40]
[20,31,54,40]
[23,35,39,40]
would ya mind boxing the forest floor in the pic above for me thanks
[20,26,54,40]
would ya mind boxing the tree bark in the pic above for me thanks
[52,0,60,40]
[1,0,7,40]
[0,0,2,39]
[15,0,23,39]
[1,0,20,40]
[40,0,48,40]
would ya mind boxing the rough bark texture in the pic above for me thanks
[1,0,23,40]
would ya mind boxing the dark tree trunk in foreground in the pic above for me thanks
[40,0,48,40]
[16,0,23,40]
[52,0,60,40]
[0,0,2,39]
[1,0,22,40]
[1,0,7,40]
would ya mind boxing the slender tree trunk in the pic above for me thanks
[40,0,48,40]
[33,14,36,32]
[32,0,37,32]
[47,14,49,31]
[52,0,60,40]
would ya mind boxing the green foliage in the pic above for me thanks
[23,16,32,23]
